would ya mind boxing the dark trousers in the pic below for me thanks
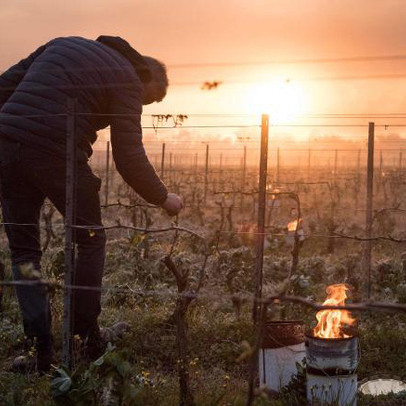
[0,139,106,338]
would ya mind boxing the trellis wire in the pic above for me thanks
[1,280,406,314]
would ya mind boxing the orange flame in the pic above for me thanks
[287,220,298,232]
[313,284,356,339]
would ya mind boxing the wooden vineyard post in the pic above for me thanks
[104,141,110,206]
[169,152,173,184]
[357,149,361,181]
[247,115,269,406]
[253,114,269,323]
[63,98,77,369]
[334,149,338,181]
[364,122,375,298]
[378,149,383,192]
[194,153,198,175]
[219,153,223,183]
[204,144,209,205]
[161,142,166,179]
[241,145,247,207]
[276,147,280,184]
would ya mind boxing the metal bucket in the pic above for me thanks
[259,321,306,391]
[305,334,359,373]
[306,333,359,406]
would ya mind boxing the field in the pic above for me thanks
[0,139,406,406]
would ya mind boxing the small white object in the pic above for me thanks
[359,378,406,396]
[298,275,310,288]
[259,343,305,391]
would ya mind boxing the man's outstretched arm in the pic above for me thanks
[109,82,169,206]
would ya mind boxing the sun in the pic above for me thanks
[244,78,308,124]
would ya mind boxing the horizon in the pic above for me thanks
[2,0,406,144]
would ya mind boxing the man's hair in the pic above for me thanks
[143,56,168,102]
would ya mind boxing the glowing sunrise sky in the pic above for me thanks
[2,0,406,131]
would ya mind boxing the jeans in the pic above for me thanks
[0,138,106,337]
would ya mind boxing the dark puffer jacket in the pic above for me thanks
[0,36,167,205]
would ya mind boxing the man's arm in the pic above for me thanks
[0,44,47,111]
[109,82,169,206]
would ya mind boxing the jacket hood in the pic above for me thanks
[96,35,151,83]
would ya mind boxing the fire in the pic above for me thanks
[313,284,356,339]
[287,220,298,232]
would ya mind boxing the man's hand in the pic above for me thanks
[161,193,183,216]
